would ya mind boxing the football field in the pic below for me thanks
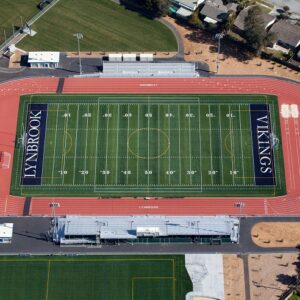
[0,255,191,300]
[10,94,286,197]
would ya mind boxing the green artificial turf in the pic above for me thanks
[17,0,177,51]
[10,94,286,197]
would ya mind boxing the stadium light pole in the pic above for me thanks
[49,201,60,218]
[73,32,83,75]
[215,32,224,74]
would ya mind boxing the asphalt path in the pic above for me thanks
[0,216,300,254]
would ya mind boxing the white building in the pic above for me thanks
[28,51,60,68]
[0,223,13,244]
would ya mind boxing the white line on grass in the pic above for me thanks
[83,104,89,185]
[229,105,235,185]
[198,100,203,192]
[104,105,110,185]
[72,105,79,185]
[126,104,130,185]
[62,104,70,185]
[178,105,182,185]
[51,105,60,185]
[115,104,120,185]
[238,104,246,185]
[136,105,140,185]
[188,105,192,185]
[93,100,100,190]
[208,104,213,185]
[218,105,224,185]
[148,99,150,188]
[168,104,171,185]
[158,104,160,185]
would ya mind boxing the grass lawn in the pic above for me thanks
[0,0,40,45]
[17,0,177,51]
[0,255,192,300]
[10,94,286,197]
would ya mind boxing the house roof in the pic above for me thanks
[234,6,275,31]
[269,19,300,48]
[200,2,228,22]
[226,2,238,12]
[175,0,202,10]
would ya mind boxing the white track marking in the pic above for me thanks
[208,104,213,185]
[188,105,192,185]
[238,105,246,185]
[93,100,100,188]
[72,105,79,185]
[104,105,110,185]
[62,104,70,185]
[136,105,140,185]
[178,105,182,185]
[83,104,89,185]
[51,105,60,184]
[115,104,120,184]
[218,105,224,185]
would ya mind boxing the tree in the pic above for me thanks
[222,10,236,32]
[188,9,204,29]
[244,6,274,54]
[142,0,170,17]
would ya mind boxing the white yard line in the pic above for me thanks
[51,105,59,185]
[62,104,70,185]
[229,105,235,185]
[218,105,224,185]
[72,105,79,185]
[178,105,182,185]
[136,105,140,185]
[83,104,89,185]
[248,107,256,186]
[157,104,160,185]
[238,105,246,185]
[126,104,130,185]
[168,104,171,185]
[208,104,213,185]
[188,105,192,185]
[104,105,110,185]
[198,101,203,192]
[148,100,150,187]
[115,104,120,185]
[93,100,100,189]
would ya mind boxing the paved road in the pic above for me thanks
[1,216,300,254]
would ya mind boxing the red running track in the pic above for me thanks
[0,77,300,216]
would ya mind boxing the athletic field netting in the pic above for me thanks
[10,94,286,197]
[0,255,191,300]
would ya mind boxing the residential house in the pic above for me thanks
[233,6,276,37]
[269,19,300,53]
[200,0,229,24]
[170,0,205,18]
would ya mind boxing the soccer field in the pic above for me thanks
[10,94,286,197]
[0,255,191,300]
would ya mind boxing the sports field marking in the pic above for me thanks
[51,105,59,184]
[238,105,246,185]
[158,105,160,184]
[104,105,110,185]
[178,105,182,185]
[72,105,79,185]
[45,260,51,300]
[228,105,235,185]
[136,105,140,185]
[115,104,120,185]
[218,106,224,185]
[83,104,89,184]
[188,105,192,185]
[168,104,171,185]
[126,105,130,185]
[62,104,70,185]
[208,104,213,185]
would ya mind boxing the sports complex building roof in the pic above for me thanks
[53,215,240,245]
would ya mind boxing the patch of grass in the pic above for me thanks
[0,0,40,45]
[17,0,177,51]
[0,255,192,300]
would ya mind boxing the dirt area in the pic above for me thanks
[249,253,299,299]
[8,50,26,69]
[164,16,300,82]
[66,51,177,59]
[223,254,246,300]
[252,222,300,248]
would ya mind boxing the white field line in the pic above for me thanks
[198,101,203,192]
[148,100,150,187]
[83,104,89,185]
[72,105,79,185]
[157,104,160,185]
[51,104,59,185]
[41,105,49,185]
[188,105,192,185]
[229,105,235,185]
[168,104,171,185]
[62,104,70,185]
[218,105,224,185]
[104,105,110,185]
[126,104,130,185]
[93,100,100,188]
[238,105,246,185]
[115,104,120,185]
[178,105,182,185]
[136,105,140,185]
[208,104,213,185]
